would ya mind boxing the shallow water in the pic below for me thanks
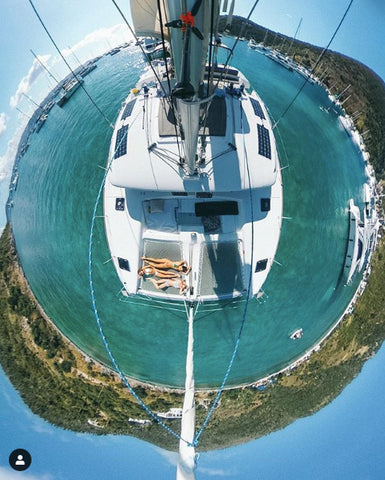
[11,43,367,387]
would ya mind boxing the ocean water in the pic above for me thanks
[11,42,367,388]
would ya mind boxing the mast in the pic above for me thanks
[30,49,59,84]
[166,0,219,176]
[130,0,220,176]
[67,45,82,67]
[225,0,235,30]
[287,17,302,55]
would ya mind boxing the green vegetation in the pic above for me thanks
[0,224,182,449]
[1,210,385,450]
[220,16,385,179]
[1,25,385,451]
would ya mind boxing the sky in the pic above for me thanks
[0,1,384,477]
[1,343,384,479]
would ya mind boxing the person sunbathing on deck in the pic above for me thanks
[148,277,188,294]
[137,266,181,279]
[141,257,192,274]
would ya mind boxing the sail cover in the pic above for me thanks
[130,0,169,39]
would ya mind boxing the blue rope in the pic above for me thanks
[87,110,185,443]
[88,95,256,450]
[193,99,255,446]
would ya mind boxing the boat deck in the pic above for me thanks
[198,241,244,297]
[138,237,244,299]
[103,67,283,302]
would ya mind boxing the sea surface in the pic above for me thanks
[11,41,367,388]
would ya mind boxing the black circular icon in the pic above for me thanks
[9,449,32,471]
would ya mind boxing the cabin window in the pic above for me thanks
[115,198,125,211]
[260,198,270,212]
[118,257,130,271]
[196,192,213,198]
[255,259,268,272]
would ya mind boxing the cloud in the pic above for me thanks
[61,24,134,61]
[0,126,23,178]
[9,55,51,109]
[0,466,54,480]
[198,466,234,477]
[156,447,178,466]
[8,24,133,110]
[156,448,235,477]
[0,113,6,137]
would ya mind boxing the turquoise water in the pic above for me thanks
[11,43,367,388]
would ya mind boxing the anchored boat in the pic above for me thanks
[104,1,283,305]
[103,2,283,478]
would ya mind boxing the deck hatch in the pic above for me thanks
[195,201,238,216]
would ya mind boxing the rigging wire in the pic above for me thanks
[156,0,183,160]
[272,0,355,129]
[88,0,269,450]
[28,0,114,129]
[112,0,184,162]
[213,0,261,90]
[111,0,174,110]
[193,95,256,447]
[88,119,191,445]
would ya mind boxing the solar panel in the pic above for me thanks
[250,98,265,119]
[121,100,136,120]
[257,124,271,159]
[114,125,128,158]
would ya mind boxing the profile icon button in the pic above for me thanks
[9,449,32,471]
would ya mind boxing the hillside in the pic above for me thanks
[220,16,385,179]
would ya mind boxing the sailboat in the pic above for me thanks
[103,1,282,477]
[104,0,282,304]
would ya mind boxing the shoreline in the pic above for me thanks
[2,213,385,450]
[1,27,385,449]
[6,183,384,395]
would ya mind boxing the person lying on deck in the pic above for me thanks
[141,257,192,274]
[148,277,188,294]
[137,266,181,279]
